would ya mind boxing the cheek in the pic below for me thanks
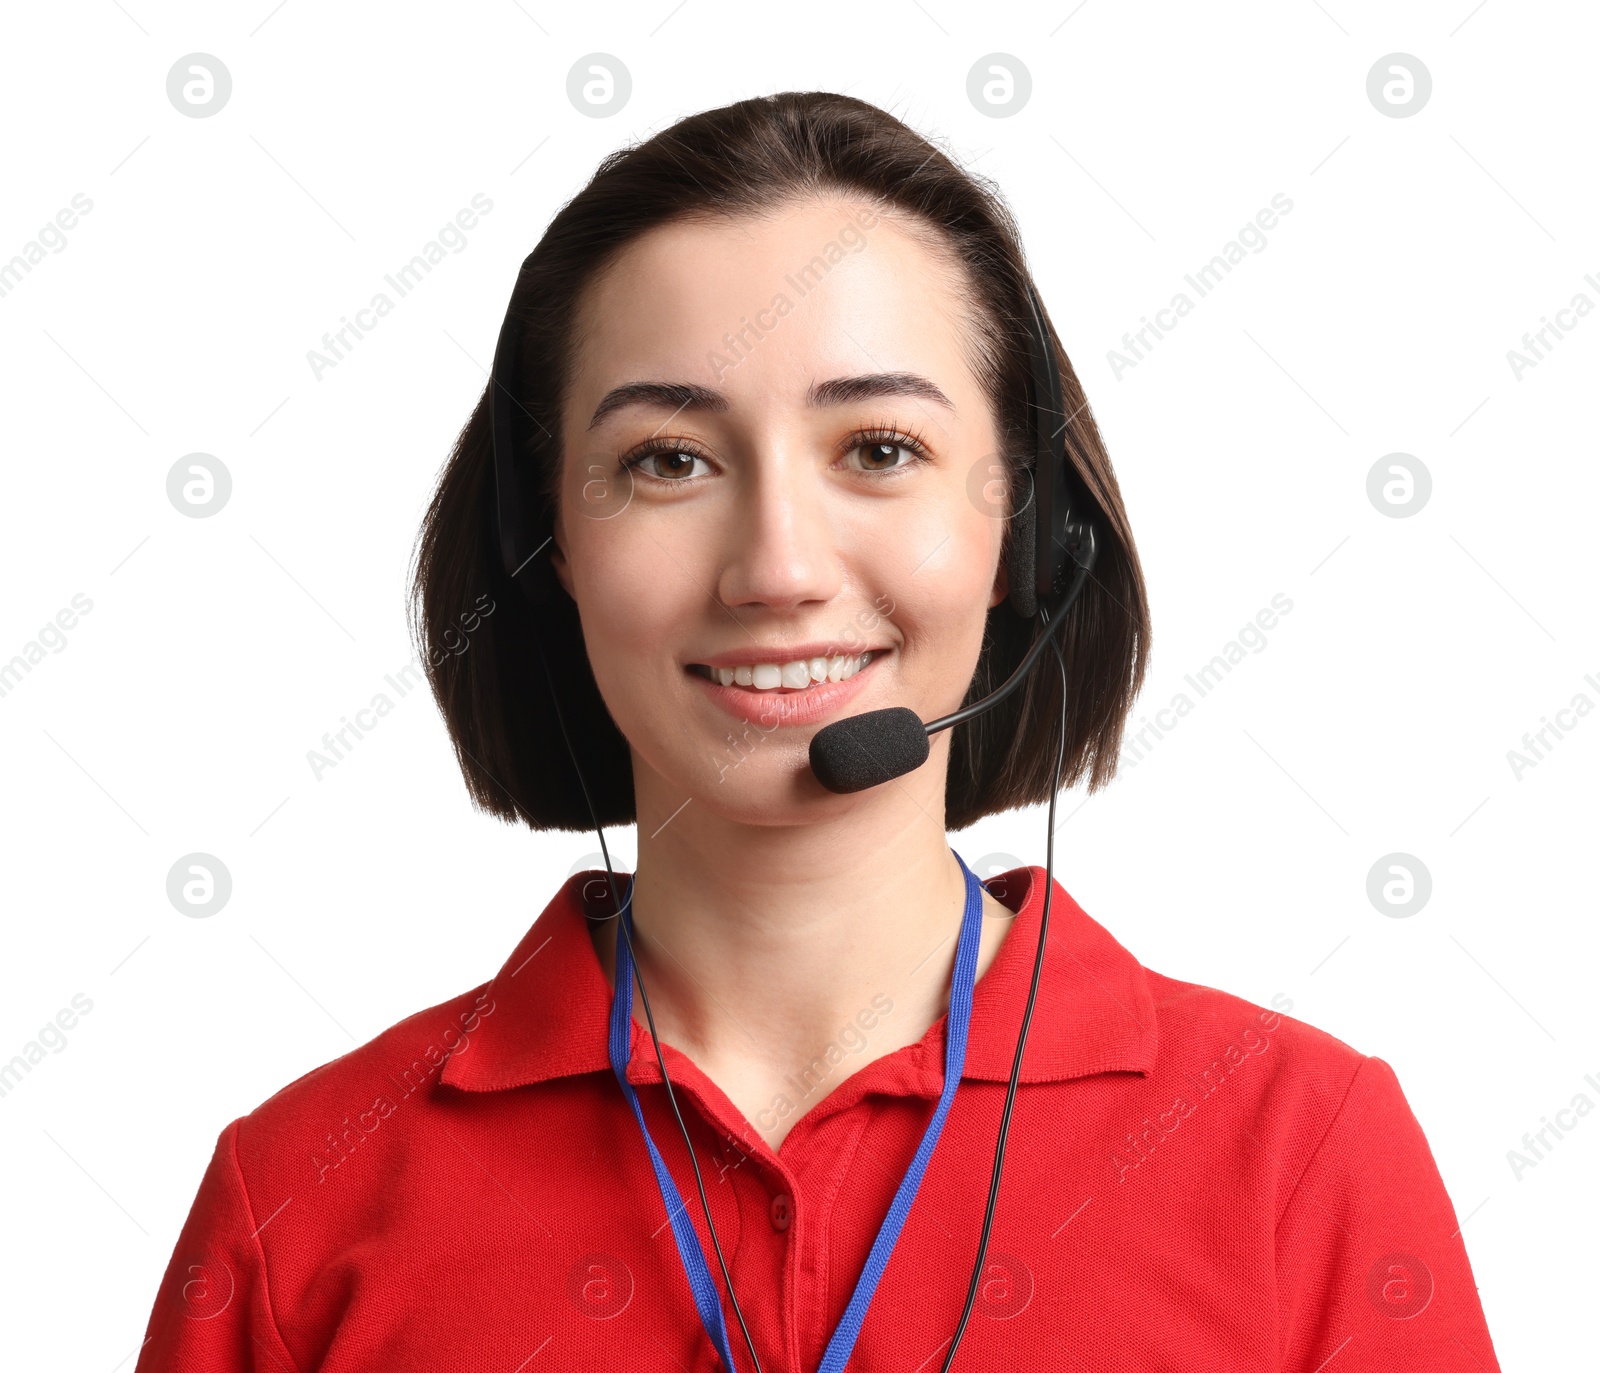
[916,548,998,650]
[876,508,1002,687]
[563,516,700,711]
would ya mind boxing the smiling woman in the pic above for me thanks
[136,92,1502,1373]
[544,199,1022,833]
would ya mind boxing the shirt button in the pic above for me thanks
[768,1192,792,1232]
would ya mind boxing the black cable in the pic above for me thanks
[938,605,1071,1372]
[530,635,765,1373]
[531,589,1073,1373]
[924,559,1090,737]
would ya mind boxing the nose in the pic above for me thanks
[714,445,844,614]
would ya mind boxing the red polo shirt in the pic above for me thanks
[136,867,1501,1371]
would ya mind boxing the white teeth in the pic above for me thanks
[707,652,875,690]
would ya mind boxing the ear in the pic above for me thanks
[988,548,1010,609]
[548,512,575,599]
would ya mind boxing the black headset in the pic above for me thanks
[487,258,1097,1372]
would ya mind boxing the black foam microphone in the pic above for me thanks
[807,706,930,793]
[808,522,1097,794]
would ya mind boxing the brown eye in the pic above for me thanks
[847,440,918,472]
[637,450,711,480]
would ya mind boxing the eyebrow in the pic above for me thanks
[586,372,955,429]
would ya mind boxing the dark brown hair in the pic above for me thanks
[409,91,1148,832]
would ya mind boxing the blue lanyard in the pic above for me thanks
[607,851,986,1372]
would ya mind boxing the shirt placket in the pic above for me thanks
[629,1042,796,1371]
[626,1030,946,1373]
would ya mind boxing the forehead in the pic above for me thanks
[565,198,986,414]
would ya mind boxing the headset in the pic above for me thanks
[490,259,1098,1371]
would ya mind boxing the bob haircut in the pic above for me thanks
[409,91,1149,833]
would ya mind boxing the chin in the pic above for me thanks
[694,747,842,825]
[635,740,859,829]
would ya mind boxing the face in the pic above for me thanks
[549,196,1008,827]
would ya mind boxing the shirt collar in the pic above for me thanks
[441,864,1158,1095]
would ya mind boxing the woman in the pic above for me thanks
[137,93,1501,1371]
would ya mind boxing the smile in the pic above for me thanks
[689,652,874,691]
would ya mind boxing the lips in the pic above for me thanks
[686,650,882,728]
[689,651,873,690]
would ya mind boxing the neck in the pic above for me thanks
[590,746,1012,1149]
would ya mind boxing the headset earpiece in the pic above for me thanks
[1008,280,1075,621]
[1005,474,1038,619]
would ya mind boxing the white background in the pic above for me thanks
[1,2,1594,1367]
